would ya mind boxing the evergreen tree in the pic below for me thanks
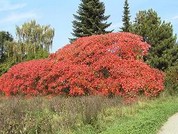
[70,0,112,41]
[130,9,177,71]
[120,0,131,32]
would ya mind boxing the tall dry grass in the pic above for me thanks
[0,95,123,133]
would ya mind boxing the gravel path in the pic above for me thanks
[158,113,178,134]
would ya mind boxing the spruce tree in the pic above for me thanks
[130,9,178,71]
[70,0,112,42]
[120,0,131,32]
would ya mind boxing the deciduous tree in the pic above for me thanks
[16,20,55,59]
[0,31,13,60]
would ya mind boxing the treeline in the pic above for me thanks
[0,0,178,76]
[70,0,178,94]
[0,20,54,75]
[71,0,178,72]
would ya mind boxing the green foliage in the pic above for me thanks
[0,32,15,75]
[0,58,16,76]
[70,0,112,42]
[0,20,54,76]
[26,48,49,60]
[0,31,13,61]
[0,49,49,76]
[165,64,178,95]
[120,0,131,32]
[16,20,54,59]
[130,9,177,71]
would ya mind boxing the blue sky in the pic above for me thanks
[0,0,178,53]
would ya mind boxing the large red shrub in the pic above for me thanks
[0,32,164,97]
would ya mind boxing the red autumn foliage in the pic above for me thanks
[0,32,164,97]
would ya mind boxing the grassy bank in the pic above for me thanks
[100,96,178,134]
[0,95,178,134]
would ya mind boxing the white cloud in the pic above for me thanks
[0,0,26,12]
[171,15,178,21]
[0,11,37,23]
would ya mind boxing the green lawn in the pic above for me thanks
[99,96,178,134]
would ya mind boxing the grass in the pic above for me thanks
[0,95,178,134]
[99,96,178,134]
[0,96,122,134]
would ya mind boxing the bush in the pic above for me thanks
[0,58,16,76]
[165,65,178,94]
[0,49,49,77]
[0,32,165,97]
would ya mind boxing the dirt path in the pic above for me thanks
[158,113,178,134]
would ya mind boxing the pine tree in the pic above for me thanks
[120,0,131,32]
[130,9,178,71]
[70,0,112,42]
